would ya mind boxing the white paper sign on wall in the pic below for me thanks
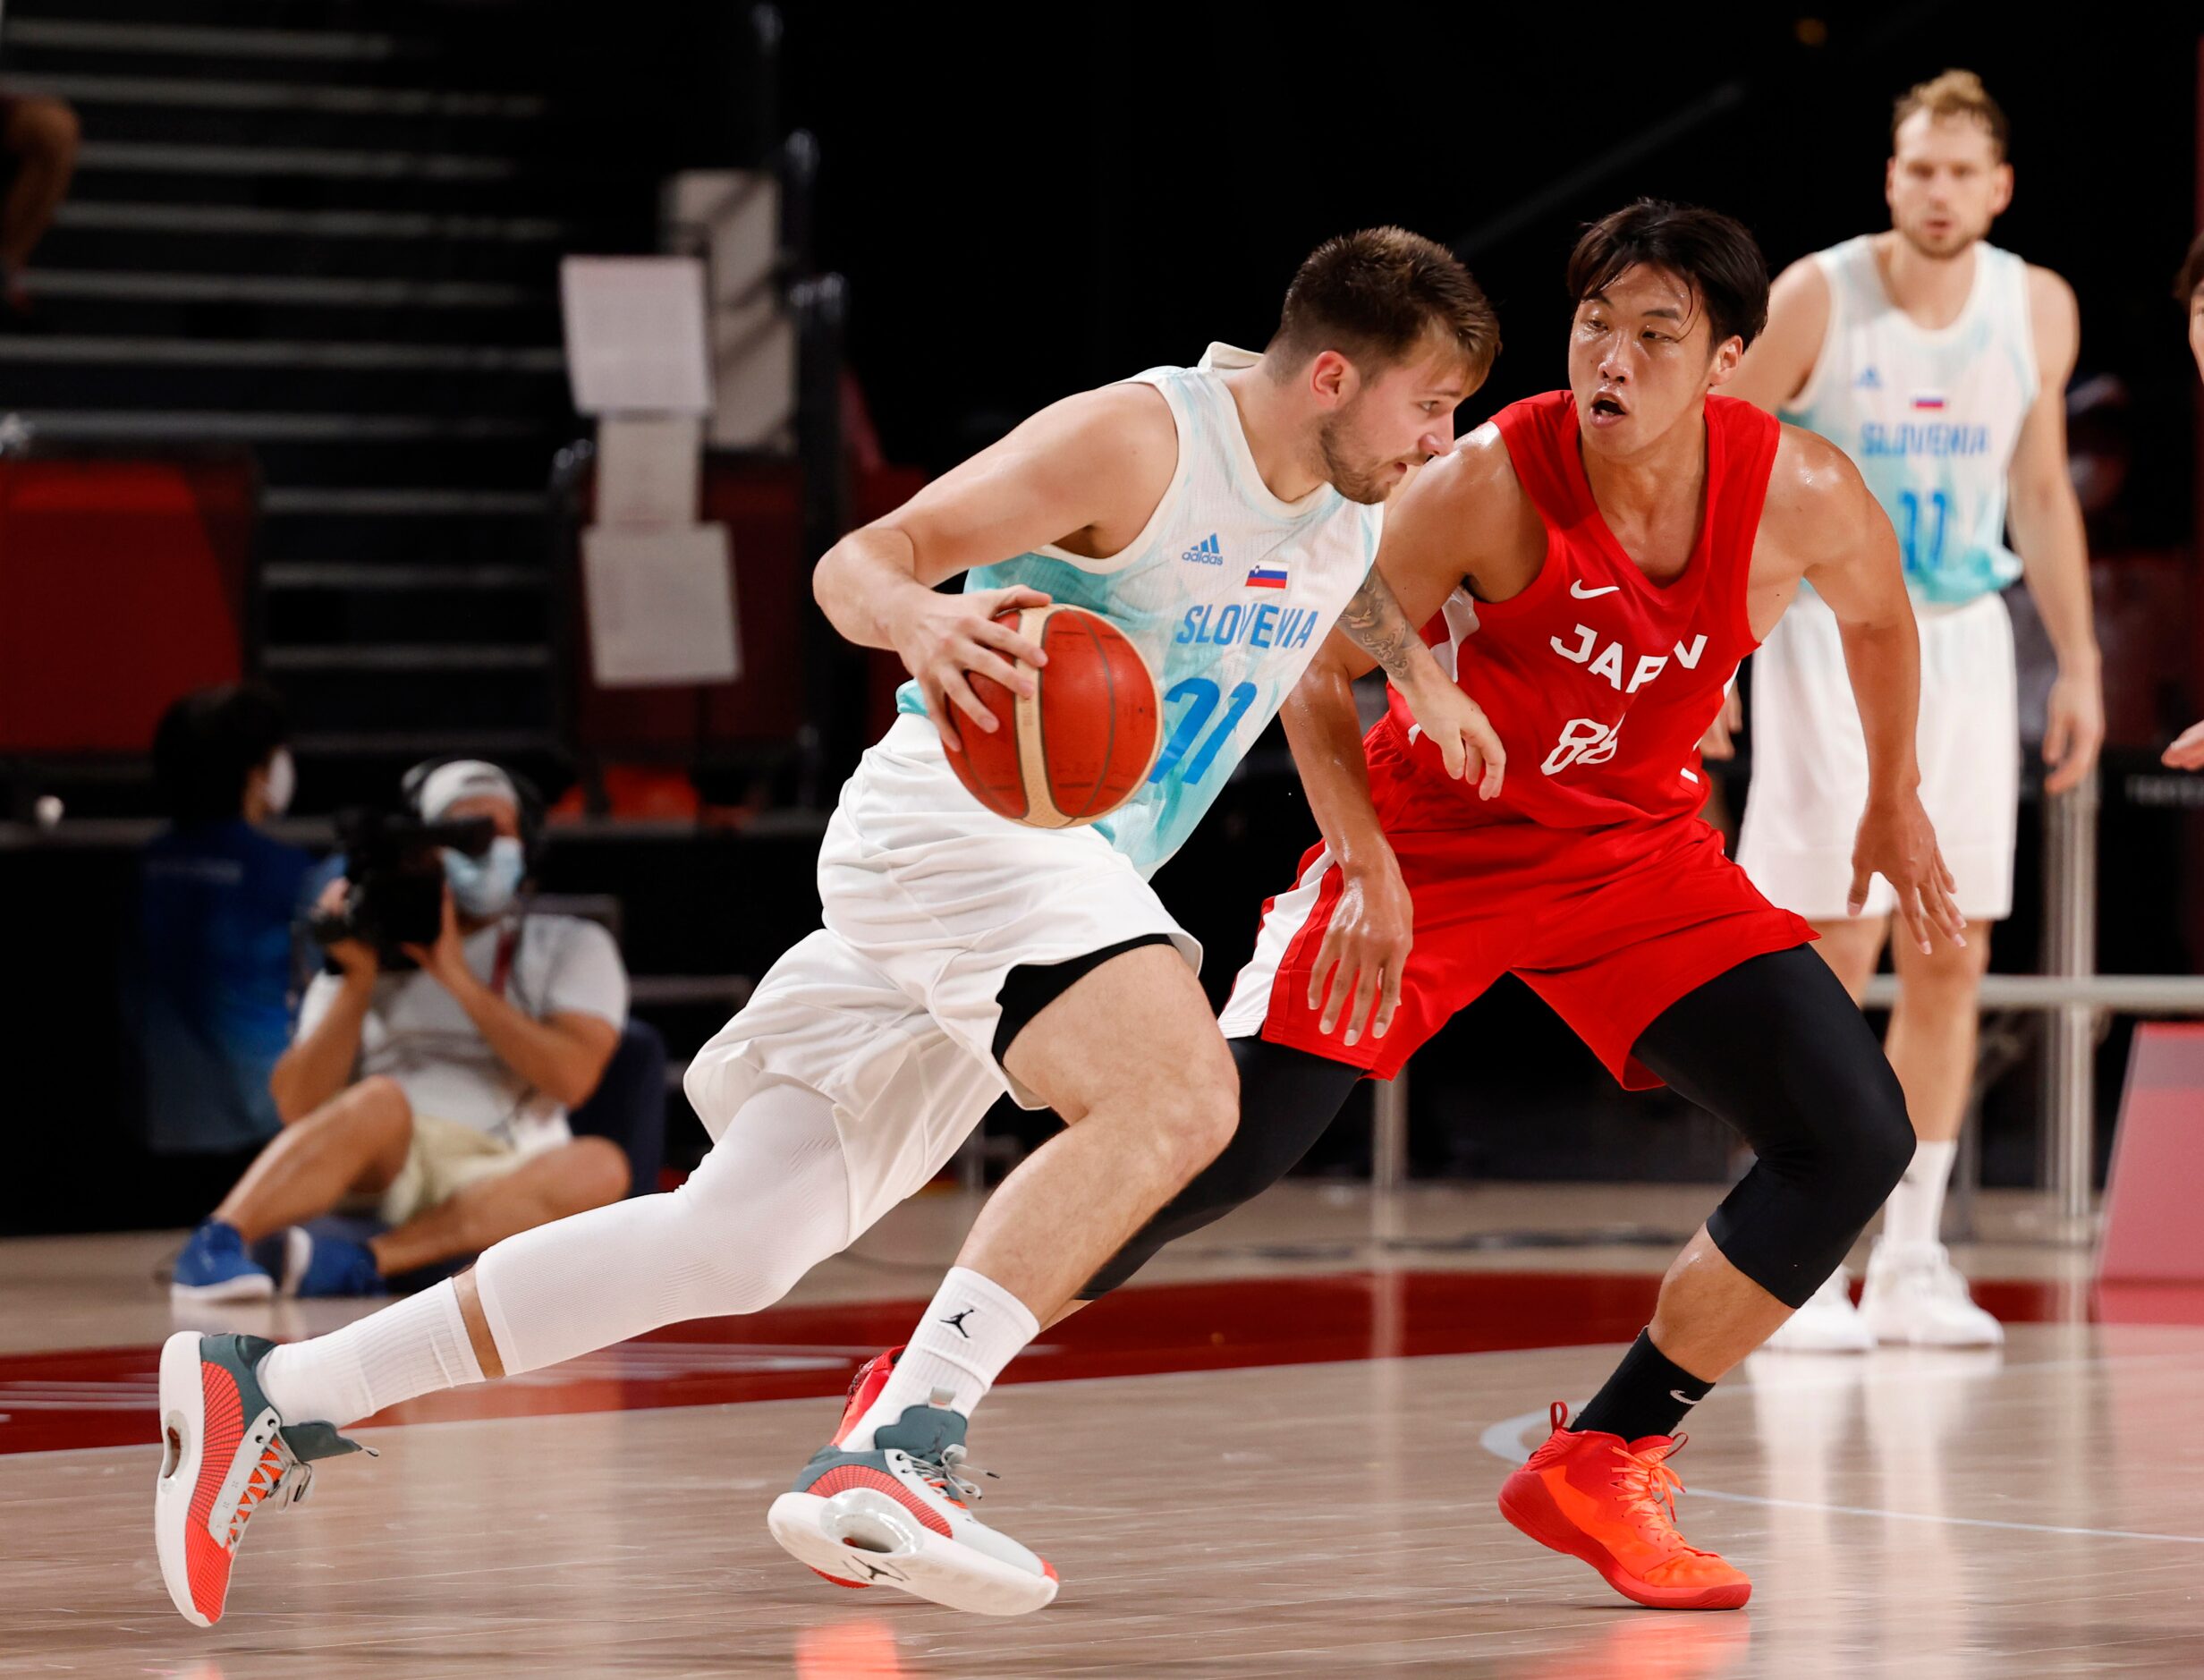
[581,524,740,687]
[561,256,714,418]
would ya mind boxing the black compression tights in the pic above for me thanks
[1079,946,1914,1308]
[1077,1035,1363,1298]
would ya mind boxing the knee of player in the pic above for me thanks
[1157,1050,1241,1180]
[665,1176,826,1311]
[1815,1061,1915,1217]
[1853,1066,1919,1201]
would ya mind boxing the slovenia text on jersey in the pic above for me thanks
[894,344,1381,878]
[1780,234,2038,607]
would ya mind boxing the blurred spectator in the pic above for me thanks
[171,760,632,1300]
[2064,373,2133,553]
[137,685,317,1190]
[2184,227,2204,386]
[0,89,78,327]
[2162,230,2204,771]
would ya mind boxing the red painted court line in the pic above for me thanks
[0,1269,2107,1456]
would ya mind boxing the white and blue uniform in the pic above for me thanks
[1739,236,2039,921]
[685,344,1380,1231]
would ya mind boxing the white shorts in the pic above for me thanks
[682,715,1200,1236]
[1737,589,2019,922]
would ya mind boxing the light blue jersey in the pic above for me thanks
[1783,234,2038,606]
[897,344,1381,878]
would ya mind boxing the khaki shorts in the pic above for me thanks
[343,1113,543,1227]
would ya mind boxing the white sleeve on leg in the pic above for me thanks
[472,1073,853,1376]
[261,1075,854,1425]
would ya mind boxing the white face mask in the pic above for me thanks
[443,836,526,920]
[261,748,295,817]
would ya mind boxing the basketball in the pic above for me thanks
[941,604,1161,827]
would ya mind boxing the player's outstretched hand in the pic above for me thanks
[1309,851,1413,1049]
[1849,790,1966,955]
[1699,687,1742,760]
[2165,719,2204,770]
[893,584,1053,751]
[1400,680,1505,800]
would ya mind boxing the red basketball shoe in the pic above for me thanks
[802,1347,903,1589]
[1497,1402,1750,1610]
[833,1346,903,1446]
[154,1331,373,1625]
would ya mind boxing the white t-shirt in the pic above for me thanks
[296,911,629,1146]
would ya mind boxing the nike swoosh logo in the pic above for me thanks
[1571,581,1622,598]
[1670,1388,1701,1405]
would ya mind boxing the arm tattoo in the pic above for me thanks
[1338,566,1426,683]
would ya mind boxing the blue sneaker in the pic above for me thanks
[284,1226,385,1298]
[170,1222,273,1305]
[767,1400,1057,1616]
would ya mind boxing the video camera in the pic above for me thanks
[309,809,499,971]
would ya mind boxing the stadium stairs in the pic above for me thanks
[0,0,649,810]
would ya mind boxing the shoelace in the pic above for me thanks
[223,1444,314,1550]
[1609,1440,1716,1557]
[908,1442,996,1509]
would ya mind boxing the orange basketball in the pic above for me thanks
[941,604,1161,827]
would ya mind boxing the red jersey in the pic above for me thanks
[1383,390,1778,829]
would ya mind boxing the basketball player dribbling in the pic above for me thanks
[1721,70,2104,1352]
[1050,200,1966,1611]
[153,230,1505,1625]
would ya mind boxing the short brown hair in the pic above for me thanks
[1270,227,1499,378]
[2177,228,2204,305]
[1566,199,1770,352]
[1893,69,2009,161]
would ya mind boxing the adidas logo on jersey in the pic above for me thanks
[1854,366,1882,390]
[1180,533,1225,565]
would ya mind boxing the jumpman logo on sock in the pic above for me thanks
[940,1309,976,1338]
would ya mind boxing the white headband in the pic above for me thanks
[416,759,519,822]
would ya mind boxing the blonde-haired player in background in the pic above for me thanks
[1719,70,2104,1349]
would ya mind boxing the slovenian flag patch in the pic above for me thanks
[1244,564,1289,590]
[1912,394,1946,411]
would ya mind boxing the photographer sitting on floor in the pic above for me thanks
[172,760,632,1301]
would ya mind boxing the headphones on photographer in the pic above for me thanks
[398,758,549,876]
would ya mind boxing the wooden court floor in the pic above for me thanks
[5,1189,2200,1677]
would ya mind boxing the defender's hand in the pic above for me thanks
[316,877,378,980]
[401,887,470,990]
[1700,687,1742,760]
[1849,789,1966,955]
[2165,719,2204,770]
[889,583,1054,751]
[2042,668,2105,795]
[1398,675,1505,800]
[1308,853,1414,1048]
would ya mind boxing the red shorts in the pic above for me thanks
[1216,726,1815,1090]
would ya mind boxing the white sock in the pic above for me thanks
[1881,1137,1958,1253]
[257,1279,484,1430]
[844,1266,1038,1449]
